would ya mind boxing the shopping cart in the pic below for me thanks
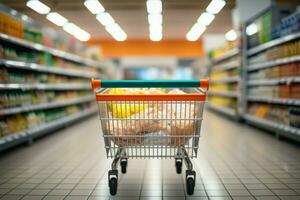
[91,79,209,195]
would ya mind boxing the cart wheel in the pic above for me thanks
[186,177,195,195]
[120,159,127,174]
[109,178,118,195]
[186,170,196,195]
[175,160,182,174]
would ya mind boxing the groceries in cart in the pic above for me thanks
[104,88,197,146]
[92,79,208,196]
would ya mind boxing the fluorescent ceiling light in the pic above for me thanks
[186,23,206,41]
[206,0,226,14]
[112,32,127,41]
[84,0,105,14]
[197,12,215,26]
[146,0,162,14]
[149,24,162,33]
[26,0,50,14]
[225,29,237,41]
[150,32,162,41]
[105,23,127,41]
[63,23,81,35]
[148,13,162,25]
[74,29,91,41]
[105,23,121,35]
[63,23,90,41]
[96,12,115,26]
[246,23,258,36]
[46,12,68,26]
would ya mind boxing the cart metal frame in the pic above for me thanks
[91,79,209,195]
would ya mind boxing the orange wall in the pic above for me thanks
[87,39,204,57]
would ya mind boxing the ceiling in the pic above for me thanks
[0,0,236,40]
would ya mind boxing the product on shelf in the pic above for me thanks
[208,96,237,110]
[247,6,293,48]
[0,68,88,84]
[248,61,300,79]
[0,103,91,137]
[249,38,300,65]
[209,44,239,60]
[210,68,239,79]
[0,12,23,38]
[24,28,42,44]
[272,9,300,39]
[0,90,90,109]
[210,83,239,93]
[290,108,300,128]
[0,43,98,74]
[247,103,300,128]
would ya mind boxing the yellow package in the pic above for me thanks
[108,88,148,118]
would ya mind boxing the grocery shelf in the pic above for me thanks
[206,103,237,118]
[244,114,300,141]
[211,76,240,84]
[211,60,241,72]
[247,32,300,56]
[212,48,240,64]
[0,83,91,90]
[0,33,102,68]
[247,96,300,106]
[209,91,239,98]
[0,59,98,78]
[0,107,97,152]
[0,95,94,115]
[248,77,300,86]
[247,55,300,72]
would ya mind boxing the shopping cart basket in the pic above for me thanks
[91,79,209,195]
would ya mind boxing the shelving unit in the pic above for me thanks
[248,77,300,86]
[0,33,103,68]
[0,95,94,115]
[0,107,96,152]
[243,20,300,141]
[1,59,98,78]
[0,83,91,90]
[0,7,103,151]
[207,47,242,119]
[244,114,300,142]
[206,103,237,118]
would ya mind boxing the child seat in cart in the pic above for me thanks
[91,79,209,195]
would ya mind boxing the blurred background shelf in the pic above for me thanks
[1,59,98,78]
[243,6,300,142]
[247,32,300,56]
[0,95,94,115]
[212,48,240,64]
[210,76,240,84]
[0,33,102,68]
[209,91,239,98]
[247,96,300,106]
[247,77,300,86]
[0,107,97,152]
[206,103,237,118]
[247,55,300,72]
[211,60,240,72]
[0,83,91,91]
[244,114,300,142]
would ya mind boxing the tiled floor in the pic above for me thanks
[0,110,300,200]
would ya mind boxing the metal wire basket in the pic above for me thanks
[91,79,209,196]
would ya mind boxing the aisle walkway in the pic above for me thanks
[0,110,300,200]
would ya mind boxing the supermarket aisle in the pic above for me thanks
[0,111,300,200]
